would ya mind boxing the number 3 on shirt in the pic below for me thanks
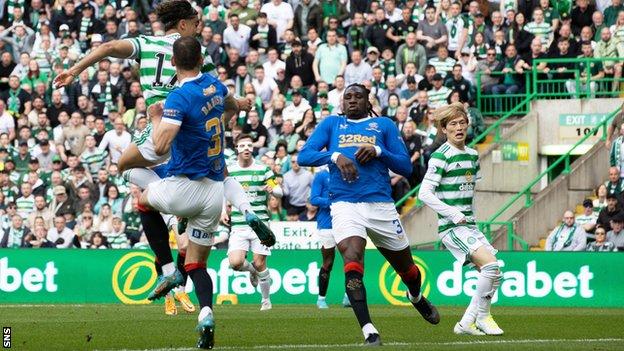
[205,117,222,156]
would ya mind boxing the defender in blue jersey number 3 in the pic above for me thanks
[138,37,248,350]
[298,84,440,346]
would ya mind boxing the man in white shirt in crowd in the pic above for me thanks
[327,75,346,113]
[344,49,373,86]
[260,0,294,43]
[99,117,131,164]
[282,89,310,124]
[262,47,286,81]
[0,100,15,140]
[576,199,599,234]
[223,13,252,58]
[252,66,280,110]
[47,215,75,248]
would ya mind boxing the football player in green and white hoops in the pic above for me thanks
[419,102,504,336]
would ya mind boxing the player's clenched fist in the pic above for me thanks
[336,154,358,182]
[147,101,164,121]
[354,144,377,164]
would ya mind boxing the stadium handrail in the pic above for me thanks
[395,92,536,208]
[481,104,622,233]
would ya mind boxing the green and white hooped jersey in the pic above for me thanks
[524,21,552,47]
[125,33,216,106]
[227,160,275,229]
[423,142,481,234]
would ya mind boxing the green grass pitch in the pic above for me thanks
[2,304,624,350]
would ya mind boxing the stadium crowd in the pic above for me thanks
[0,0,623,249]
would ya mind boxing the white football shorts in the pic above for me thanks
[147,176,223,246]
[330,201,409,251]
[227,227,271,256]
[441,225,498,266]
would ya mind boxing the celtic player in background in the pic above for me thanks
[225,134,283,311]
[418,102,504,336]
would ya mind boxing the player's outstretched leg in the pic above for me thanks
[378,247,440,325]
[338,237,380,346]
[185,244,215,349]
[317,247,335,309]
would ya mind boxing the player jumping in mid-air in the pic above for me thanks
[139,36,265,349]
[309,167,350,309]
[418,102,504,336]
[53,0,274,306]
[298,83,440,346]
[226,134,283,311]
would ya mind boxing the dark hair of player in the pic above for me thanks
[172,37,202,71]
[156,0,198,31]
[342,83,379,118]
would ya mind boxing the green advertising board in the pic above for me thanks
[0,249,622,307]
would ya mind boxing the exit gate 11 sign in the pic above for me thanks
[559,114,608,141]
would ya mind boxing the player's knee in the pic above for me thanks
[184,262,206,273]
[252,257,267,271]
[342,250,364,265]
[322,261,333,271]
[228,259,245,271]
[397,264,420,282]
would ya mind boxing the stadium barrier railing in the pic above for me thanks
[478,104,622,245]
[531,57,624,100]
[476,71,531,117]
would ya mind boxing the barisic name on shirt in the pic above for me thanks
[202,95,224,115]
[338,134,376,148]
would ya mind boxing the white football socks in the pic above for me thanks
[240,260,257,274]
[460,262,501,326]
[123,168,160,189]
[198,306,213,321]
[162,262,175,276]
[362,323,379,339]
[258,269,271,300]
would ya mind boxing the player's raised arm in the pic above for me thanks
[298,118,334,167]
[53,39,135,88]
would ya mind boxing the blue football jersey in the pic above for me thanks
[310,169,332,230]
[298,115,412,203]
[161,73,227,181]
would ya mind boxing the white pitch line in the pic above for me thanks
[106,338,624,351]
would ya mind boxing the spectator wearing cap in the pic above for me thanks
[50,185,76,217]
[427,73,451,108]
[417,6,449,59]
[576,199,599,234]
[283,89,311,125]
[597,192,622,232]
[313,29,347,86]
[285,39,315,89]
[365,47,381,69]
[0,214,31,248]
[395,33,427,77]
[545,210,587,251]
[400,75,419,103]
[313,91,333,118]
[48,215,75,248]
[607,212,624,249]
[293,0,322,41]
[224,13,252,58]
[344,50,373,86]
